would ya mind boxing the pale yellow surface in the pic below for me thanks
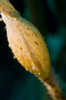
[0,0,50,82]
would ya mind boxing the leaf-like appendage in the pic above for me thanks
[0,0,50,82]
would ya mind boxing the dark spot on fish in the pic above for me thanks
[20,47,22,50]
[7,11,11,15]
[27,27,30,30]
[35,41,38,45]
[44,58,46,61]
[45,77,49,81]
[34,32,38,38]
[10,7,13,10]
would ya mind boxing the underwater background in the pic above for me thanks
[0,0,66,100]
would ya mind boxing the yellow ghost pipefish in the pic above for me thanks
[0,0,65,100]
